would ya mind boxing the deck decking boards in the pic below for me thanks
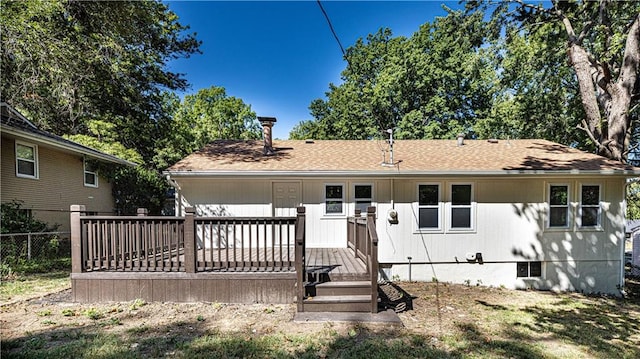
[85,247,366,275]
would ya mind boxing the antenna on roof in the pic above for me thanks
[382,128,400,167]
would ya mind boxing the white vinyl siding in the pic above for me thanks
[16,141,38,179]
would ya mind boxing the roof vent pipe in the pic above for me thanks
[257,116,277,155]
[457,133,465,146]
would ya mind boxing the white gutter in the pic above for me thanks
[164,169,640,178]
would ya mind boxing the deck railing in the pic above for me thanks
[347,207,379,313]
[71,205,305,274]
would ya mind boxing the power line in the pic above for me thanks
[316,0,349,65]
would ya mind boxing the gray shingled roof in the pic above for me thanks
[1,102,135,166]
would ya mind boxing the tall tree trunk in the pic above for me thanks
[564,9,639,162]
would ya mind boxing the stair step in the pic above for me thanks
[314,281,371,296]
[303,295,372,312]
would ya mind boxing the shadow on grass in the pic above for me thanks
[519,295,640,358]
[1,319,451,359]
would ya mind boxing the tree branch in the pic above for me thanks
[577,119,603,150]
[617,13,640,93]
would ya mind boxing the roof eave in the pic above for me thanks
[164,169,640,178]
[1,125,136,167]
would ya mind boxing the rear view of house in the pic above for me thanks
[1,102,134,233]
[165,118,640,295]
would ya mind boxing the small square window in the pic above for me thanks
[325,184,344,215]
[16,142,38,178]
[517,261,542,278]
[418,184,440,229]
[517,262,529,277]
[84,160,98,187]
[354,184,372,213]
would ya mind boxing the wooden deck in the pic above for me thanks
[193,247,367,277]
[306,248,367,280]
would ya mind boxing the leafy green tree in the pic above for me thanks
[291,9,499,141]
[1,0,201,163]
[470,0,639,162]
[154,86,261,169]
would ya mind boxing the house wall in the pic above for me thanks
[173,175,626,294]
[1,136,115,233]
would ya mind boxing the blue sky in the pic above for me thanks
[166,1,462,139]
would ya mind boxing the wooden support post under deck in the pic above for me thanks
[295,206,306,312]
[70,205,86,274]
[367,206,379,313]
[184,207,196,273]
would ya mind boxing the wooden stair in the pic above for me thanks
[303,280,374,312]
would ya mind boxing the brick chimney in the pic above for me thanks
[258,116,277,155]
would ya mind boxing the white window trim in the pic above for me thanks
[415,183,443,232]
[84,159,99,188]
[547,183,571,230]
[578,183,602,230]
[15,141,39,179]
[352,183,374,215]
[446,182,475,232]
[324,183,345,216]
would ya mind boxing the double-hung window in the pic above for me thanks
[16,142,38,179]
[548,185,569,228]
[579,185,601,228]
[84,159,98,187]
[450,184,473,229]
[354,184,373,213]
[418,184,440,230]
[324,184,344,215]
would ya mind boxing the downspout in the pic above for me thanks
[165,174,182,217]
[623,177,640,293]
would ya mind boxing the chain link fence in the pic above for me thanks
[0,232,71,264]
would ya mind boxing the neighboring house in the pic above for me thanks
[165,118,640,295]
[627,219,640,275]
[1,102,134,233]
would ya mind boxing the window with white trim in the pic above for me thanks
[324,184,344,215]
[579,184,601,228]
[354,184,373,213]
[418,184,440,230]
[450,184,473,229]
[548,185,569,228]
[16,142,38,179]
[517,261,542,277]
[84,159,98,187]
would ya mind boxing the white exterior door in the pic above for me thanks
[272,182,301,217]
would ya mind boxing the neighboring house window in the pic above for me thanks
[418,184,440,230]
[354,184,373,213]
[517,261,542,278]
[16,142,38,179]
[579,185,601,228]
[450,184,473,229]
[84,160,98,187]
[549,185,569,228]
[324,184,344,215]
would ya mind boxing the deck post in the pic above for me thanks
[353,209,361,258]
[367,206,378,313]
[70,204,86,274]
[184,207,196,273]
[295,206,306,312]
